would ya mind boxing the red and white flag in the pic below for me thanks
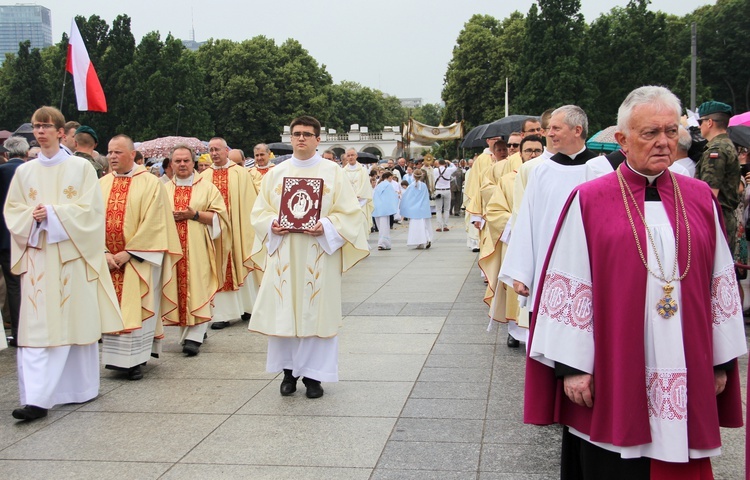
[66,19,107,112]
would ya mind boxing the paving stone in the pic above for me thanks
[161,464,372,480]
[410,381,489,400]
[390,417,484,443]
[371,469,478,480]
[401,398,487,419]
[377,441,481,471]
[0,460,172,480]
[480,443,560,474]
[418,366,492,384]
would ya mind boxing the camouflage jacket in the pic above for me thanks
[75,151,104,178]
[696,133,739,213]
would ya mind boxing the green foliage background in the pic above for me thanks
[0,0,746,155]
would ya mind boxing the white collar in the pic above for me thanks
[175,173,195,186]
[37,149,70,167]
[210,162,231,170]
[625,161,666,184]
[292,154,322,168]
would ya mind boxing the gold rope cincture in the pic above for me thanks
[616,166,692,319]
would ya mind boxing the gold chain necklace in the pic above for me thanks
[616,166,692,319]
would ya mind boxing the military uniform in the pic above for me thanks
[695,100,741,252]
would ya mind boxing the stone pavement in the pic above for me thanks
[0,216,747,479]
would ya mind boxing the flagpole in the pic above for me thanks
[59,64,67,112]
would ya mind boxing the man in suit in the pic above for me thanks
[0,136,28,346]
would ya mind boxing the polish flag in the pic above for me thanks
[66,19,107,112]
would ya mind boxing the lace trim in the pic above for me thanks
[711,264,741,326]
[646,367,687,421]
[538,270,593,332]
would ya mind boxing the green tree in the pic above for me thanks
[695,0,750,111]
[0,41,48,129]
[326,81,400,133]
[514,0,595,120]
[412,103,444,126]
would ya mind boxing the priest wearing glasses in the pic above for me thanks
[524,86,746,479]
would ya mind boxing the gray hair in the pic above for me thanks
[677,126,692,152]
[170,144,196,163]
[617,86,681,134]
[4,136,29,158]
[551,105,588,138]
[254,143,270,154]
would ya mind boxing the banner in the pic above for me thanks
[66,19,107,112]
[404,119,463,143]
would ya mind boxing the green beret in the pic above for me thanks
[698,101,733,117]
[75,125,98,144]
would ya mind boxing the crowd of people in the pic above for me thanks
[1,84,750,478]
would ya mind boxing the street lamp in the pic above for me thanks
[175,103,185,135]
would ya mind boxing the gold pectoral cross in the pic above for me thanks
[656,283,678,319]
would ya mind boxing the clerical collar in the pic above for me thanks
[257,164,271,170]
[551,146,591,166]
[37,148,70,167]
[291,154,322,169]
[175,174,195,186]
[113,167,135,177]
[210,162,231,170]
[624,161,665,185]
[566,145,587,160]
[345,162,360,170]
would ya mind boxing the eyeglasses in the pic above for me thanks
[507,143,520,148]
[32,123,55,130]
[291,132,317,138]
[523,148,543,154]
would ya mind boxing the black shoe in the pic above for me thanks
[183,340,201,356]
[241,313,251,321]
[7,336,17,347]
[280,369,299,396]
[507,334,520,348]
[425,242,431,249]
[128,365,143,381]
[472,248,480,253]
[211,321,230,330]
[303,377,324,399]
[12,405,47,421]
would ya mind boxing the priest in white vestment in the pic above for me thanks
[5,106,124,421]
[499,106,598,345]
[527,86,746,479]
[250,116,369,399]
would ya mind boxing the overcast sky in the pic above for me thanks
[37,0,712,105]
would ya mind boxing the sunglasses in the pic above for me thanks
[507,143,520,148]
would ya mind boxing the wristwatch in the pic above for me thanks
[192,211,199,221]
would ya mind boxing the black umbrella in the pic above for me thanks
[272,154,292,165]
[729,125,750,148]
[13,122,36,145]
[357,151,379,164]
[460,123,490,149]
[481,115,539,140]
[267,142,293,155]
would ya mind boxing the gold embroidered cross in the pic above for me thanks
[28,188,37,201]
[63,186,77,199]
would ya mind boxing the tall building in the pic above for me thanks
[0,4,52,64]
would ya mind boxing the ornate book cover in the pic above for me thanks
[278,177,323,232]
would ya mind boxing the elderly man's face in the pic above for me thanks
[254,148,270,166]
[547,113,582,155]
[615,104,678,176]
[172,148,195,179]
[344,150,358,165]
[208,139,229,166]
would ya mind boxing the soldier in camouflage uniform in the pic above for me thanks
[695,101,740,252]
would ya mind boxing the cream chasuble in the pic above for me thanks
[250,155,369,338]
[477,160,508,277]
[464,150,493,216]
[5,154,124,346]
[486,172,519,323]
[248,164,274,193]
[164,175,229,327]
[200,163,257,292]
[343,162,374,225]
[100,166,182,333]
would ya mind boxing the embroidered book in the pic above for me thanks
[278,177,323,232]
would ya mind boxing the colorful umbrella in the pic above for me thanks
[136,136,208,158]
[587,126,620,152]
[729,111,750,127]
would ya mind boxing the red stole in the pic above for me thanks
[211,168,235,292]
[525,165,743,451]
[173,186,192,325]
[105,176,132,303]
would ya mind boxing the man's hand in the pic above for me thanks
[715,369,727,395]
[564,373,594,408]
[304,221,324,237]
[32,204,46,223]
[105,252,119,271]
[473,220,482,230]
[112,251,131,269]
[173,208,195,222]
[513,281,529,297]
[271,219,290,236]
